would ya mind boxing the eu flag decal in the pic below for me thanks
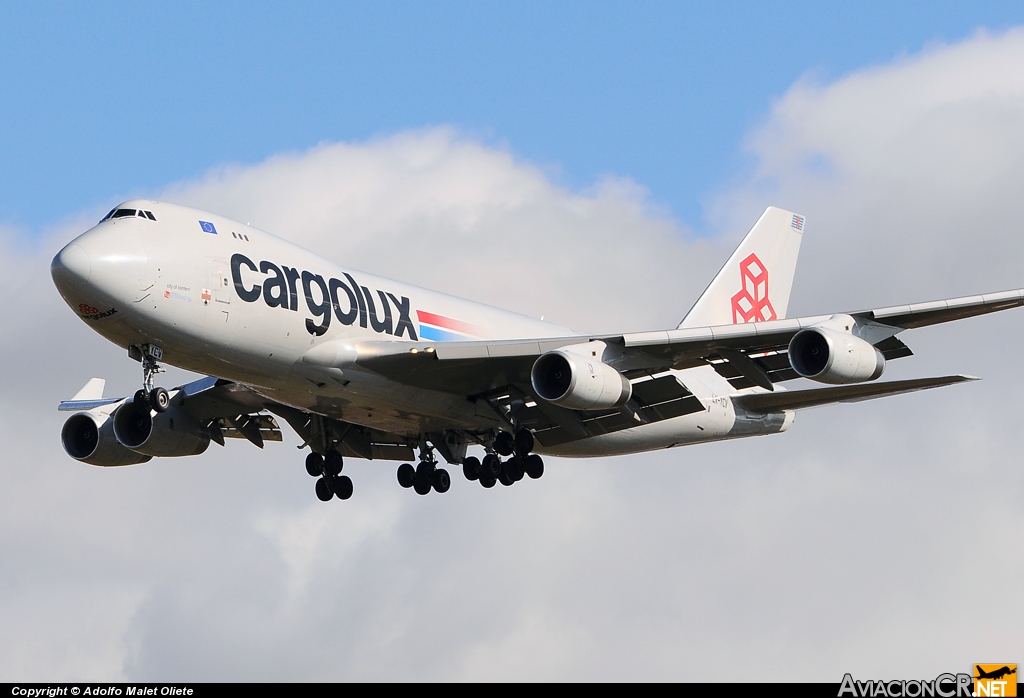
[199,220,218,234]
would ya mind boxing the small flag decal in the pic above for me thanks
[199,220,218,234]
[791,215,805,231]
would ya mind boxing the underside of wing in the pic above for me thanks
[732,375,977,413]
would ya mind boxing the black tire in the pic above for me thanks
[149,387,170,412]
[525,454,544,479]
[479,475,496,488]
[333,475,353,500]
[305,452,324,477]
[432,468,451,493]
[462,456,480,481]
[506,457,524,482]
[482,453,502,477]
[494,431,515,457]
[324,449,343,476]
[315,477,333,502]
[397,463,415,488]
[134,389,148,409]
[514,428,534,455]
[413,480,432,495]
[498,465,514,486]
[415,460,435,485]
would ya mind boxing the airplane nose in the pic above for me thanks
[51,226,147,309]
[51,243,92,292]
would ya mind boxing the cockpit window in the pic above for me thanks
[103,207,157,222]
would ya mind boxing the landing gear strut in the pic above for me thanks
[462,428,543,488]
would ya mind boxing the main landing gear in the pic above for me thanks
[306,449,353,501]
[396,445,451,495]
[462,428,544,489]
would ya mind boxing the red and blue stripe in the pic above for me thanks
[417,310,485,341]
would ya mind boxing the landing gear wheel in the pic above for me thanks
[479,475,496,488]
[149,387,170,413]
[524,454,544,479]
[498,465,515,487]
[514,428,534,456]
[413,480,432,495]
[415,460,435,484]
[324,449,343,476]
[315,477,333,502]
[333,475,353,500]
[397,463,415,488]
[462,456,480,481]
[505,457,524,482]
[481,453,502,478]
[305,452,324,477]
[133,389,149,409]
[494,431,515,456]
[432,468,451,493]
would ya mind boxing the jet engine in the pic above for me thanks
[112,401,210,457]
[788,326,885,384]
[531,349,632,410]
[61,411,152,467]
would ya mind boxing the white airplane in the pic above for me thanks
[51,201,1024,501]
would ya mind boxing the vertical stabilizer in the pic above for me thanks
[71,378,106,401]
[679,207,804,328]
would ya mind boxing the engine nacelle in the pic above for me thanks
[788,326,885,384]
[112,402,210,457]
[61,412,152,467]
[531,349,632,410]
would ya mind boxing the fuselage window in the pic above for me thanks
[100,208,117,222]
[112,209,137,218]
[144,211,156,221]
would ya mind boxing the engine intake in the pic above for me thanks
[112,402,210,457]
[61,412,152,467]
[788,326,885,384]
[531,349,631,410]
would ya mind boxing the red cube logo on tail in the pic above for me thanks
[731,253,776,324]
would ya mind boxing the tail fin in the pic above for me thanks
[70,378,105,401]
[679,207,804,328]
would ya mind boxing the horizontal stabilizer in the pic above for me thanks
[733,375,977,413]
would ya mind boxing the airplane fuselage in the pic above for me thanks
[51,200,791,459]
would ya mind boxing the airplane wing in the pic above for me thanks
[732,374,977,412]
[326,287,1023,447]
[351,288,1024,393]
[59,375,418,461]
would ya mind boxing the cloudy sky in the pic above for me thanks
[2,2,1023,682]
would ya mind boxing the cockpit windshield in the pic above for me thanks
[101,208,157,222]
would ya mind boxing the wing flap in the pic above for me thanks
[517,374,705,447]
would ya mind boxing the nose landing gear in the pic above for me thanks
[130,344,171,413]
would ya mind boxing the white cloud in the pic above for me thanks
[2,28,1024,681]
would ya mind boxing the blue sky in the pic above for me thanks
[2,1,1022,232]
